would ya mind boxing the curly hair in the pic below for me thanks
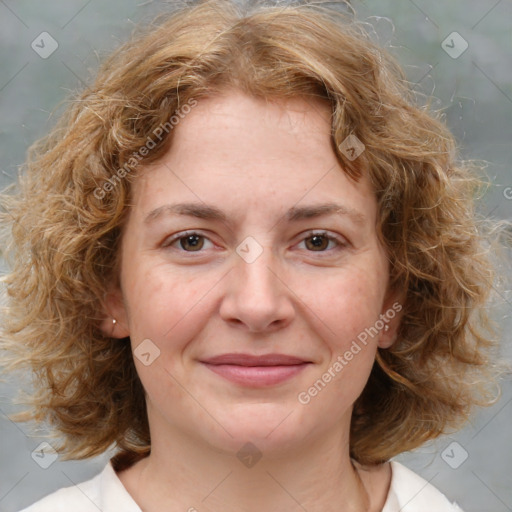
[0,0,505,467]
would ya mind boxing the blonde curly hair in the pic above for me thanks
[0,0,504,469]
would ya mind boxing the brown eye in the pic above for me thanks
[179,234,205,251]
[304,234,331,251]
[162,231,215,253]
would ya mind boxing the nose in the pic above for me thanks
[219,244,295,333]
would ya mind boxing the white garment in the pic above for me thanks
[20,460,464,512]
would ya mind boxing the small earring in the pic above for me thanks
[384,324,390,332]
[112,318,117,326]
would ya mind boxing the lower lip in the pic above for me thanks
[201,363,310,387]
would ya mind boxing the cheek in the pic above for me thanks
[125,263,197,330]
[294,266,384,402]
[124,265,211,407]
[302,266,385,346]
[123,262,222,367]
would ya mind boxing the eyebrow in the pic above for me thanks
[286,203,366,224]
[144,202,366,226]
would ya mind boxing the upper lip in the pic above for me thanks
[201,353,310,366]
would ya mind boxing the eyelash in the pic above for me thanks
[162,230,347,254]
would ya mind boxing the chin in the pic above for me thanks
[203,403,310,456]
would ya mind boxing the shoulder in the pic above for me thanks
[382,461,465,512]
[19,462,141,512]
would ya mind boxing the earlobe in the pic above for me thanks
[99,316,130,339]
[378,325,398,349]
[377,293,405,349]
[99,288,130,338]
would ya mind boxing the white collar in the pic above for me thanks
[28,458,462,512]
[99,460,463,512]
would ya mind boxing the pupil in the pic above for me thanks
[308,235,327,250]
[182,235,203,251]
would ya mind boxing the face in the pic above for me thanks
[104,89,400,457]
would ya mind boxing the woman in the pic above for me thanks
[1,1,504,510]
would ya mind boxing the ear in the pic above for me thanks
[99,285,130,339]
[377,288,405,349]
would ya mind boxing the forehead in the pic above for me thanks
[168,90,334,164]
[131,89,375,222]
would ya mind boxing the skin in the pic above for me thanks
[102,89,402,512]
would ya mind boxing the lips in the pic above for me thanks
[202,353,309,366]
[200,353,311,387]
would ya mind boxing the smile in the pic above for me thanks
[200,353,312,387]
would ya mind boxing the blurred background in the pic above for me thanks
[0,1,511,511]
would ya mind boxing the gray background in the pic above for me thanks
[0,1,511,511]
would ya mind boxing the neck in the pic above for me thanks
[117,419,388,512]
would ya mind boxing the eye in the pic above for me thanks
[298,231,346,252]
[162,231,214,252]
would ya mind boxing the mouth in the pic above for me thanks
[200,353,312,387]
